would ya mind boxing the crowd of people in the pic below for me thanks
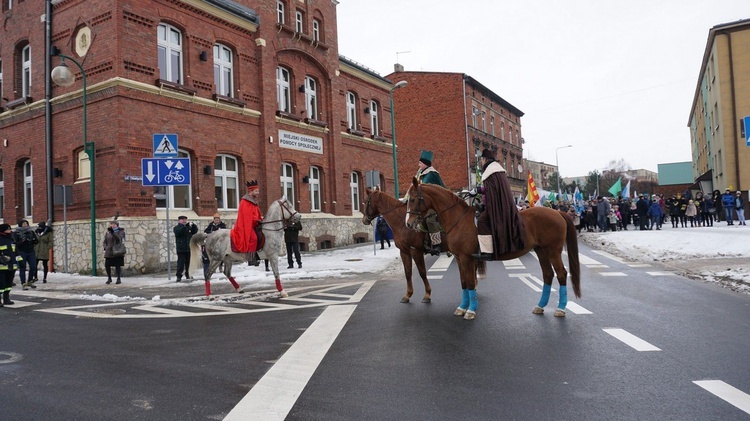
[0,220,55,307]
[522,187,747,232]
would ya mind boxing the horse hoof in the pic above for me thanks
[463,310,476,320]
[279,290,289,298]
[236,288,245,294]
[400,297,410,303]
[554,309,566,317]
[454,307,467,317]
[532,306,544,314]
[421,297,431,304]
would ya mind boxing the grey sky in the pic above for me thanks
[337,0,749,177]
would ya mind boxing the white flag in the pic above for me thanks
[621,180,631,198]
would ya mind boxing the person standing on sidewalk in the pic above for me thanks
[722,188,735,225]
[103,220,126,284]
[13,220,38,290]
[174,215,198,282]
[284,218,303,269]
[735,191,746,226]
[0,223,18,306]
[34,221,53,283]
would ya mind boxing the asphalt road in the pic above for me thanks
[2,242,749,420]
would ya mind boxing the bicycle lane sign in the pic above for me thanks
[141,157,191,186]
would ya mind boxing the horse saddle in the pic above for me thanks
[230,226,265,253]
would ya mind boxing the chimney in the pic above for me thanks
[394,63,404,72]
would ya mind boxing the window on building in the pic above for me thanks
[214,155,238,210]
[500,122,505,140]
[280,163,295,204]
[305,76,317,119]
[277,67,291,113]
[471,107,478,127]
[346,91,357,130]
[23,160,32,218]
[155,150,191,210]
[0,57,3,101]
[4,1,11,12]
[276,0,285,24]
[490,115,495,136]
[157,23,183,84]
[350,172,360,212]
[312,19,320,41]
[21,44,31,97]
[213,43,233,97]
[0,168,4,219]
[295,10,303,32]
[77,150,91,180]
[481,111,487,132]
[370,100,379,137]
[309,166,321,212]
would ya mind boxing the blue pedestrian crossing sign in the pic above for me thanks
[141,158,191,186]
[153,134,178,157]
[745,116,750,146]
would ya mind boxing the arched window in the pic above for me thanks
[276,0,285,24]
[277,67,291,112]
[157,23,183,84]
[77,150,91,180]
[155,150,191,210]
[305,76,317,119]
[369,100,379,137]
[23,160,32,218]
[214,155,238,210]
[21,44,31,97]
[312,19,321,42]
[346,91,357,130]
[295,10,304,32]
[309,166,321,212]
[213,43,234,97]
[280,163,295,204]
[350,172,360,212]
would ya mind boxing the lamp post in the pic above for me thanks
[389,80,408,197]
[51,54,97,276]
[555,145,572,198]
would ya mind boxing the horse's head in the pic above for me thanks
[404,177,432,231]
[277,197,300,223]
[362,187,381,225]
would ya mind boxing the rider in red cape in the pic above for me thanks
[472,149,525,260]
[230,180,263,264]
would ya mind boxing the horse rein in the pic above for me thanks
[363,193,404,224]
[259,200,299,231]
[407,184,473,235]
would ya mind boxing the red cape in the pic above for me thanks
[230,196,262,252]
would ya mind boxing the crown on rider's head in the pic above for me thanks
[246,180,259,191]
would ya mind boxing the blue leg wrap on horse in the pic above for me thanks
[459,289,470,309]
[558,285,568,310]
[468,289,478,312]
[538,284,552,308]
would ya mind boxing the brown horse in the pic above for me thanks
[362,187,433,303]
[404,178,580,319]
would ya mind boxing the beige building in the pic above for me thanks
[688,18,750,193]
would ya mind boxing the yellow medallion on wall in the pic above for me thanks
[75,26,92,58]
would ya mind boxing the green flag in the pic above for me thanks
[548,191,556,202]
[608,177,622,196]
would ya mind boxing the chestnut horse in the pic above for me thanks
[404,178,581,319]
[362,187,432,303]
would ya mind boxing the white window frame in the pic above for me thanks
[276,1,285,25]
[346,91,357,130]
[295,11,303,33]
[471,107,478,127]
[213,43,233,97]
[500,122,505,140]
[276,67,291,113]
[22,45,31,97]
[309,166,321,212]
[23,160,32,218]
[77,150,91,180]
[481,111,487,132]
[312,19,320,41]
[157,23,183,84]
[155,149,191,210]
[0,57,3,101]
[370,100,379,137]
[350,172,360,212]
[280,163,295,204]
[490,115,495,136]
[305,76,317,119]
[214,154,238,210]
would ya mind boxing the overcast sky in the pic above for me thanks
[336,0,749,178]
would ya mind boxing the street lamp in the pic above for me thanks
[555,145,573,198]
[389,80,407,196]
[51,54,97,276]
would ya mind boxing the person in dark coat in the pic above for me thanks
[174,215,198,282]
[284,218,303,269]
[13,219,38,290]
[700,194,715,227]
[0,223,19,306]
[712,189,723,222]
[647,195,664,230]
[596,196,611,232]
[103,220,125,284]
[667,195,681,228]
[204,213,227,234]
[471,148,525,260]
[376,216,391,249]
[34,221,54,283]
[618,198,631,230]
[635,194,649,230]
[721,188,735,225]
[415,149,445,255]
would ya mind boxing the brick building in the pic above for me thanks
[0,0,401,273]
[386,70,526,195]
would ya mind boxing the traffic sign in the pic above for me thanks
[141,158,191,186]
[153,134,178,157]
[744,116,750,146]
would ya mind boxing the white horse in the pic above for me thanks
[189,197,300,298]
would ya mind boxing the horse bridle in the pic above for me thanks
[260,199,299,231]
[363,192,403,225]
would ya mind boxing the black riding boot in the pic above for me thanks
[3,290,14,305]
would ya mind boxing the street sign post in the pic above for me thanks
[141,157,191,186]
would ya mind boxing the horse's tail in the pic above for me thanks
[562,211,581,298]
[189,232,207,275]
[475,260,486,280]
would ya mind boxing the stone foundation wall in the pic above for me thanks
[50,215,375,274]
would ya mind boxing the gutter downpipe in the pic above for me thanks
[45,0,54,222]
[719,30,740,190]
[462,75,471,187]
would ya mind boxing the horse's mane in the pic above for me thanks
[418,184,470,209]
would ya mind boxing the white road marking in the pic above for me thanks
[502,258,525,269]
[224,304,357,421]
[693,380,750,415]
[508,273,553,293]
[600,272,627,277]
[603,328,661,351]
[646,271,675,276]
[430,254,454,270]
[628,263,652,268]
[427,275,443,279]
[590,250,652,267]
[576,253,609,268]
[565,301,592,314]
[1,300,38,308]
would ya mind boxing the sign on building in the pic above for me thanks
[278,130,323,154]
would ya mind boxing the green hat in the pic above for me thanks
[419,150,433,166]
